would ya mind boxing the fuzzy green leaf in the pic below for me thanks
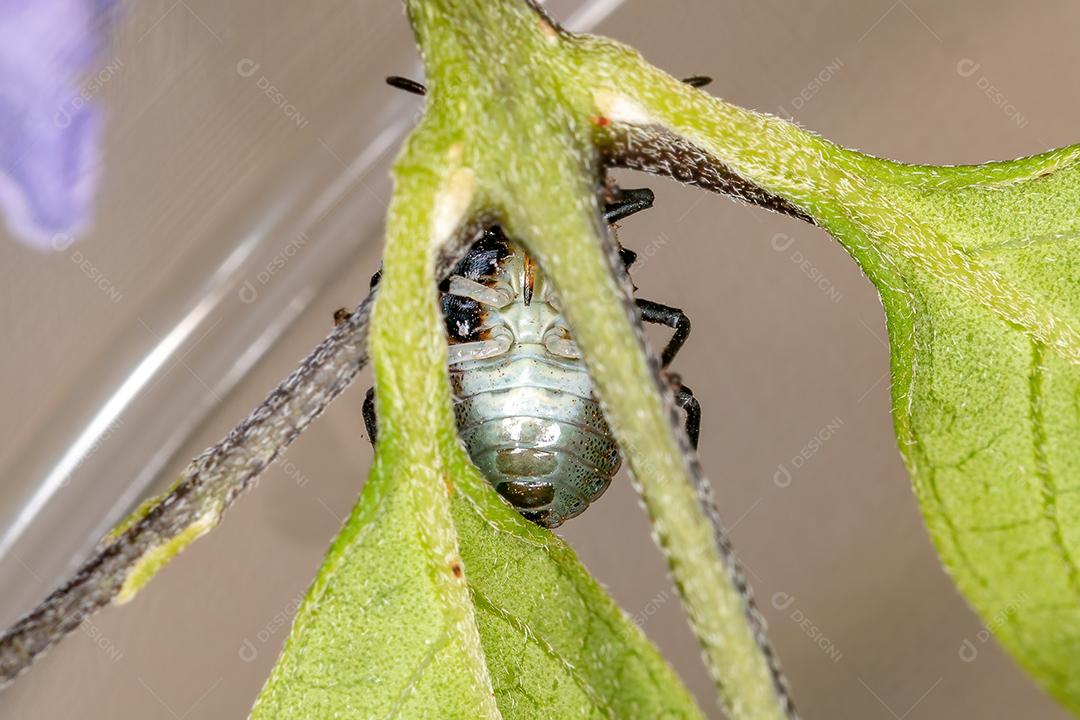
[248,450,502,719]
[587,46,1080,709]
[249,445,705,719]
[881,158,1080,712]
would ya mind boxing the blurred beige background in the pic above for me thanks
[2,0,1078,718]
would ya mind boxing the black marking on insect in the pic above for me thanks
[437,228,514,342]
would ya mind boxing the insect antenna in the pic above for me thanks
[681,75,713,88]
[386,75,427,96]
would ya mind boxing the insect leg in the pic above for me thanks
[618,245,639,269]
[334,270,380,327]
[386,76,426,96]
[341,300,378,446]
[636,298,691,368]
[604,187,654,272]
[673,382,701,449]
[363,386,378,445]
[336,269,380,326]
[603,187,654,225]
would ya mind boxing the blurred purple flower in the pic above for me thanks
[0,0,120,250]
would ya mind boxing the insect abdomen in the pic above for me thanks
[450,348,620,527]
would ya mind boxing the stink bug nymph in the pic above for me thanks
[355,78,702,528]
[356,186,699,527]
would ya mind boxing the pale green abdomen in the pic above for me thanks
[450,348,620,527]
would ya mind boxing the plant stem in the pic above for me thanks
[402,1,795,718]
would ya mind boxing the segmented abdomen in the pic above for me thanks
[450,348,620,527]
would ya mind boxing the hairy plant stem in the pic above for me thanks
[396,1,800,717]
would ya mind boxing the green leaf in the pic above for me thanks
[592,52,1080,709]
[250,444,705,719]
[249,447,501,719]
[880,158,1080,712]
[804,157,1080,713]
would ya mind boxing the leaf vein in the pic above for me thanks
[470,587,618,719]
[1029,340,1080,598]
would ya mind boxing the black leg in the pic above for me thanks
[603,187,654,225]
[602,186,654,271]
[681,75,712,89]
[334,270,381,327]
[637,298,691,368]
[360,268,379,443]
[386,76,426,96]
[363,386,378,444]
[673,382,701,450]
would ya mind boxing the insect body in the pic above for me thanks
[361,186,700,527]
[440,229,621,526]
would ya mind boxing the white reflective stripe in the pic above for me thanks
[448,327,513,364]
[448,275,513,307]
